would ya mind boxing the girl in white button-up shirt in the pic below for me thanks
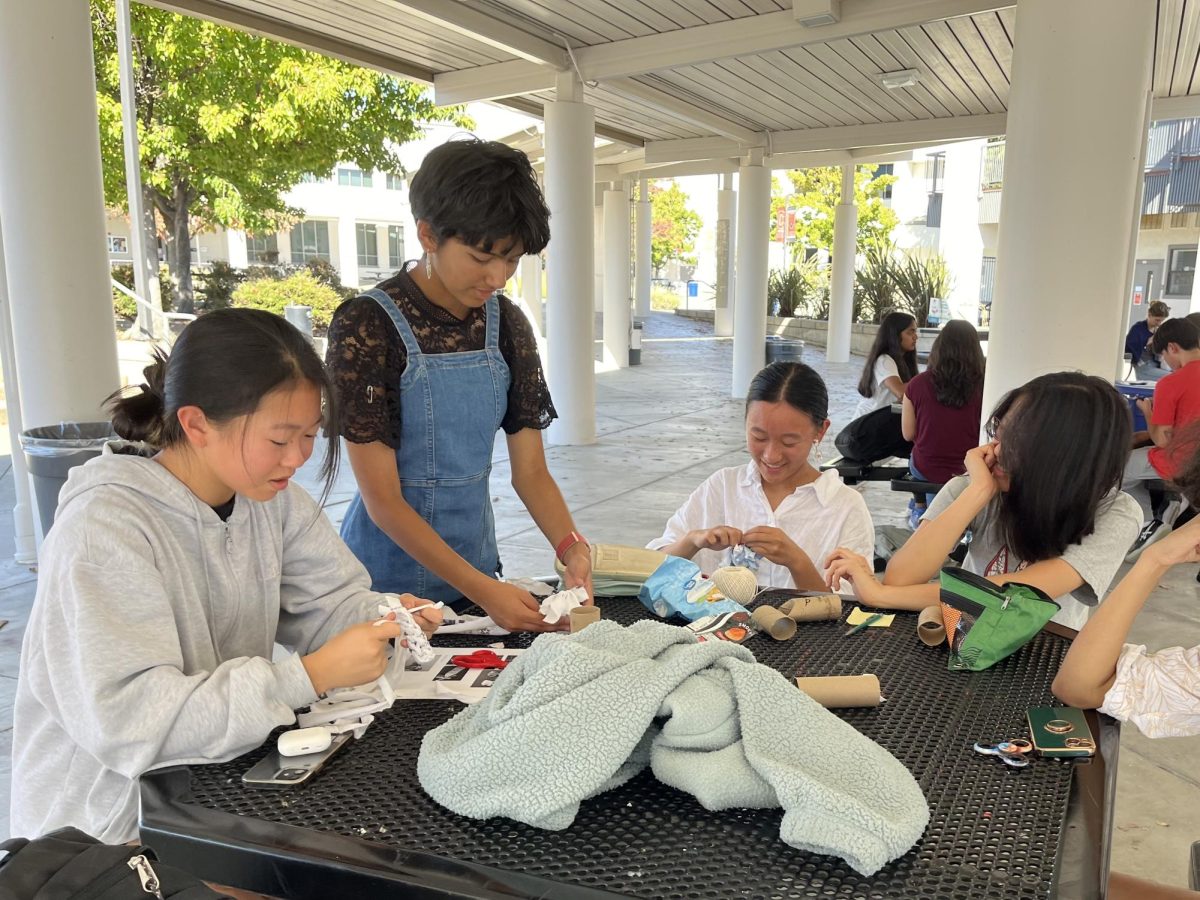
[648,362,874,590]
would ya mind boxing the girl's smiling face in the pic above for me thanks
[745,400,828,486]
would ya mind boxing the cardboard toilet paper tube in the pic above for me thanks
[917,605,946,646]
[569,605,601,633]
[794,674,882,708]
[751,605,797,641]
[779,594,842,622]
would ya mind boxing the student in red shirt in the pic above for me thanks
[1122,316,1200,557]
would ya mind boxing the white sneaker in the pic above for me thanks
[1126,518,1172,563]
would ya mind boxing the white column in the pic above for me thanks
[545,73,596,445]
[592,199,605,313]
[732,152,771,398]
[634,178,651,319]
[518,254,544,338]
[0,0,121,431]
[602,182,631,369]
[336,217,360,290]
[715,172,737,337]
[0,217,37,564]
[226,230,249,269]
[938,141,987,324]
[982,0,1155,414]
[116,0,162,338]
[826,163,857,363]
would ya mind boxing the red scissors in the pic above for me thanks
[449,649,510,670]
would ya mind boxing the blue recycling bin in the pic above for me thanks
[1116,381,1154,431]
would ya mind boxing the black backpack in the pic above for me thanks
[0,827,230,899]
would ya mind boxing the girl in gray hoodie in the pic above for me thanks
[10,308,440,843]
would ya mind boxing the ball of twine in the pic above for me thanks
[711,565,759,604]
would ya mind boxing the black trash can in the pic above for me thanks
[630,319,645,366]
[20,422,117,537]
[765,336,805,364]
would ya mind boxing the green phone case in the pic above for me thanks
[1026,706,1096,757]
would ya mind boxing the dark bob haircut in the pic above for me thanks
[408,137,550,256]
[985,371,1130,563]
[105,308,340,504]
[745,362,829,424]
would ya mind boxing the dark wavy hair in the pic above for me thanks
[858,311,917,398]
[985,372,1131,563]
[745,362,828,424]
[103,308,340,504]
[1150,317,1200,354]
[927,321,985,408]
[409,137,550,256]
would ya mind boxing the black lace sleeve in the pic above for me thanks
[324,297,406,449]
[497,296,557,433]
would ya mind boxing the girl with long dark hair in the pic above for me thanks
[835,311,918,462]
[826,372,1142,629]
[11,309,440,843]
[900,320,986,526]
[649,362,873,590]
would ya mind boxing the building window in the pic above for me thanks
[873,163,894,200]
[925,152,945,228]
[246,233,279,264]
[337,167,373,188]
[291,220,330,264]
[388,225,404,268]
[300,172,330,184]
[106,235,129,254]
[356,223,378,267]
[1167,246,1197,296]
[386,173,404,191]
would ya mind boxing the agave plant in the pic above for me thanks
[892,252,952,327]
[854,240,898,324]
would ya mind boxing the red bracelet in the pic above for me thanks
[555,530,589,563]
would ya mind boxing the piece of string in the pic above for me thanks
[557,33,598,88]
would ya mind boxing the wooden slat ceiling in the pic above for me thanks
[142,0,1197,154]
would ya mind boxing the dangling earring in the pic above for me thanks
[811,437,824,464]
[424,253,432,279]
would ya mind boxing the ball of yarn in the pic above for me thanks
[712,565,759,604]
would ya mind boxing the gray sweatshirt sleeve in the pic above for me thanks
[27,555,318,778]
[274,485,382,654]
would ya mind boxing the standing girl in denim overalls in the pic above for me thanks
[327,138,592,633]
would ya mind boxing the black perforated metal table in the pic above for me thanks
[140,593,1118,899]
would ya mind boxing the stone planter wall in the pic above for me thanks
[673,309,880,355]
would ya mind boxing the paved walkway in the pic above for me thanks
[0,312,1194,886]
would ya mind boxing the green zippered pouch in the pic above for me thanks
[938,567,1060,672]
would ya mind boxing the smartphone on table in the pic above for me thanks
[241,731,352,789]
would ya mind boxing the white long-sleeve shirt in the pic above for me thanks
[1099,643,1200,738]
[647,463,875,588]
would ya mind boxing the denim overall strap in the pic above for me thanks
[340,291,509,602]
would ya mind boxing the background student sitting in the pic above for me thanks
[1125,299,1171,382]
[649,362,873,591]
[900,321,985,529]
[1122,317,1200,557]
[834,311,918,464]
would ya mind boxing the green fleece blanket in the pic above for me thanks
[418,620,928,876]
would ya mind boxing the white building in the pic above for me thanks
[104,105,538,291]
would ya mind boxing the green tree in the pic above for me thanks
[650,181,702,277]
[91,1,468,312]
[770,165,898,259]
